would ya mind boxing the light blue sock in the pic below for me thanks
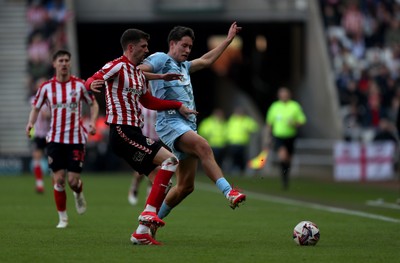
[216,178,232,197]
[157,201,172,219]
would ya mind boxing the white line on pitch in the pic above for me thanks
[196,182,400,223]
[366,199,400,210]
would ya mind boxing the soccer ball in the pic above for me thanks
[293,221,320,246]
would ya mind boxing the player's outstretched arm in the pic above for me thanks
[190,21,241,73]
[143,71,182,81]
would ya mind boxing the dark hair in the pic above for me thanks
[120,29,150,51]
[52,50,71,61]
[167,26,195,44]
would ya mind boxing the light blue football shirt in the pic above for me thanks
[143,52,197,124]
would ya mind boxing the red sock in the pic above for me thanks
[146,169,174,210]
[34,164,43,181]
[53,184,66,211]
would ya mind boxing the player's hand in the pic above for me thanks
[90,80,105,93]
[25,123,33,138]
[88,123,97,135]
[161,73,182,81]
[178,105,198,119]
[227,21,242,42]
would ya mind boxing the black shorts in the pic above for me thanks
[109,124,162,176]
[273,136,296,155]
[46,142,85,173]
[32,137,47,151]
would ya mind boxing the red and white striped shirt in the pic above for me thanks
[89,56,148,127]
[32,76,95,144]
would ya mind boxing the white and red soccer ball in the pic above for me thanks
[293,221,320,246]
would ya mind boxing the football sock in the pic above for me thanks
[54,184,66,212]
[145,157,178,210]
[157,202,171,219]
[58,210,68,220]
[216,178,232,197]
[136,223,150,234]
[33,162,44,188]
[143,204,157,213]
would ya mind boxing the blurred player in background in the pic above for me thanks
[198,108,227,167]
[29,77,51,193]
[225,106,259,175]
[266,87,306,190]
[139,22,246,234]
[26,50,99,228]
[86,28,197,245]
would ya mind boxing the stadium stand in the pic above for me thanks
[0,0,31,155]
[319,0,400,142]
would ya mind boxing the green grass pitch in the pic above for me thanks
[0,171,399,263]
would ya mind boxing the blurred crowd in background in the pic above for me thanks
[320,0,400,143]
[26,0,69,97]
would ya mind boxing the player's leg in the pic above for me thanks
[277,145,290,190]
[32,148,45,193]
[68,171,86,215]
[47,142,69,228]
[52,169,68,228]
[158,156,197,219]
[128,171,145,206]
[32,138,46,193]
[67,144,87,214]
[177,131,246,209]
[132,147,179,245]
[137,147,178,224]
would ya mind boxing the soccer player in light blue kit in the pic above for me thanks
[139,22,246,236]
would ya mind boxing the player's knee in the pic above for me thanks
[161,156,179,172]
[194,140,213,158]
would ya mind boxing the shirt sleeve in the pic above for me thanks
[294,102,306,124]
[85,61,122,89]
[139,91,182,111]
[266,103,276,125]
[143,52,166,73]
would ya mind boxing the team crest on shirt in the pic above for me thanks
[70,90,77,97]
[133,151,145,162]
[70,102,78,111]
[146,138,155,145]
[48,156,53,165]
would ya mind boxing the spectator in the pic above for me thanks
[28,32,50,64]
[373,118,398,144]
[26,0,49,37]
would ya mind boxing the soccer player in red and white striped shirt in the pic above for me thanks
[26,50,99,229]
[86,28,197,245]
